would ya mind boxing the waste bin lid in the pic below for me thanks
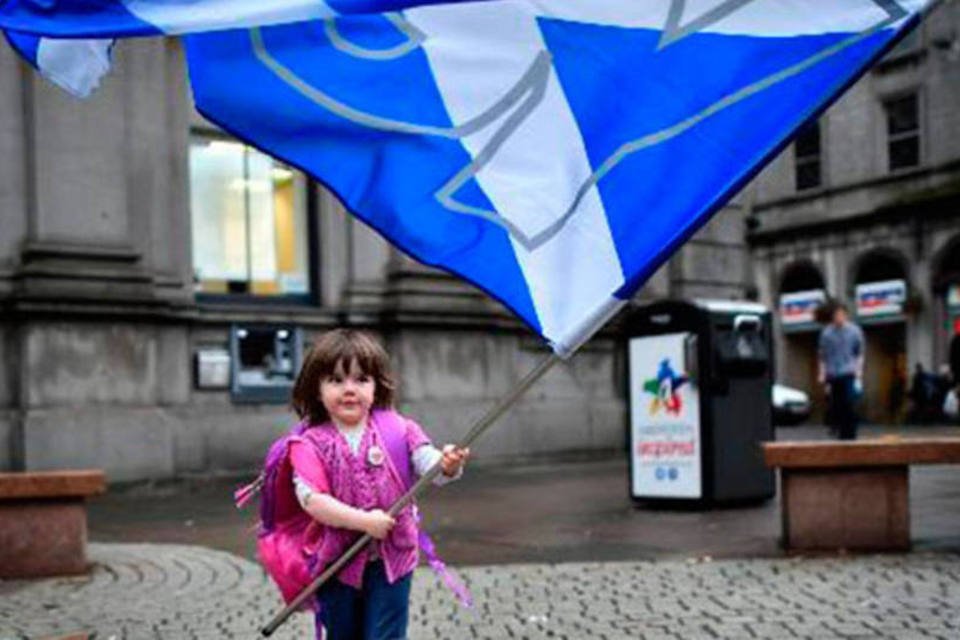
[693,299,768,315]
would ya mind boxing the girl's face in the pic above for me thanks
[319,358,375,427]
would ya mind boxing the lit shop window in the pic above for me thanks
[190,135,310,297]
[884,93,921,172]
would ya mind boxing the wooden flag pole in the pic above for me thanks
[260,352,561,637]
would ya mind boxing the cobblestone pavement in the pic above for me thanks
[2,544,959,639]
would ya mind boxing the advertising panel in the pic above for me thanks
[856,279,907,318]
[778,289,826,327]
[629,333,701,499]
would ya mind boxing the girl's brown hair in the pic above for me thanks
[291,329,396,424]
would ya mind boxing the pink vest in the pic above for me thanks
[249,410,426,606]
[296,410,427,588]
[245,409,471,609]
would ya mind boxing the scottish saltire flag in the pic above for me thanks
[185,0,928,354]
[0,0,931,354]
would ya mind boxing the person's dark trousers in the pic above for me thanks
[827,374,858,440]
[316,560,412,640]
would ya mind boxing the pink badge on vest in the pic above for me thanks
[367,445,385,466]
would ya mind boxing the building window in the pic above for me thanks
[190,134,311,297]
[884,93,921,171]
[793,120,821,191]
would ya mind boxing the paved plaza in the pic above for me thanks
[2,426,959,639]
[0,543,958,639]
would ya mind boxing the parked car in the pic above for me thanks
[773,383,811,426]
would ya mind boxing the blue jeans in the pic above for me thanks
[315,561,412,640]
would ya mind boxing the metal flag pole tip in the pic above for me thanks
[260,352,561,637]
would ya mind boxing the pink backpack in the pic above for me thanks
[235,411,470,609]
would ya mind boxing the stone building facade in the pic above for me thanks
[748,2,960,424]
[0,41,750,480]
[5,6,957,481]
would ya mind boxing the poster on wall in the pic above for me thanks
[629,333,701,499]
[779,289,826,328]
[856,279,907,318]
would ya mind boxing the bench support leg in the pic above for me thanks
[0,499,90,578]
[781,465,909,552]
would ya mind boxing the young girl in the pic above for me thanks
[277,329,469,640]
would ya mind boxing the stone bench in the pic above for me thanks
[0,470,106,578]
[763,438,960,552]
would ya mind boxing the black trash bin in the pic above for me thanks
[625,299,775,508]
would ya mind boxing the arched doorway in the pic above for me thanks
[780,262,826,296]
[933,236,960,381]
[851,250,909,424]
[777,262,828,422]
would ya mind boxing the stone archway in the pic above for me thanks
[852,249,910,291]
[851,249,910,424]
[932,234,960,380]
[933,235,960,292]
[779,260,826,296]
[776,261,828,423]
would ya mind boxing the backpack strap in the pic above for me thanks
[372,409,414,490]
[371,409,473,608]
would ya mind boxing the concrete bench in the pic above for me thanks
[763,438,960,552]
[0,470,106,578]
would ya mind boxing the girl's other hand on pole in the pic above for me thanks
[441,444,470,477]
[364,509,396,540]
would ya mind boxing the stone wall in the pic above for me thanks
[8,318,627,480]
[392,331,625,461]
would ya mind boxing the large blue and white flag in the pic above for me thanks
[1,0,932,354]
[186,0,927,353]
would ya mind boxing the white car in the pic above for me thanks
[773,383,811,426]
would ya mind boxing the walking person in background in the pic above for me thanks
[818,302,865,440]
